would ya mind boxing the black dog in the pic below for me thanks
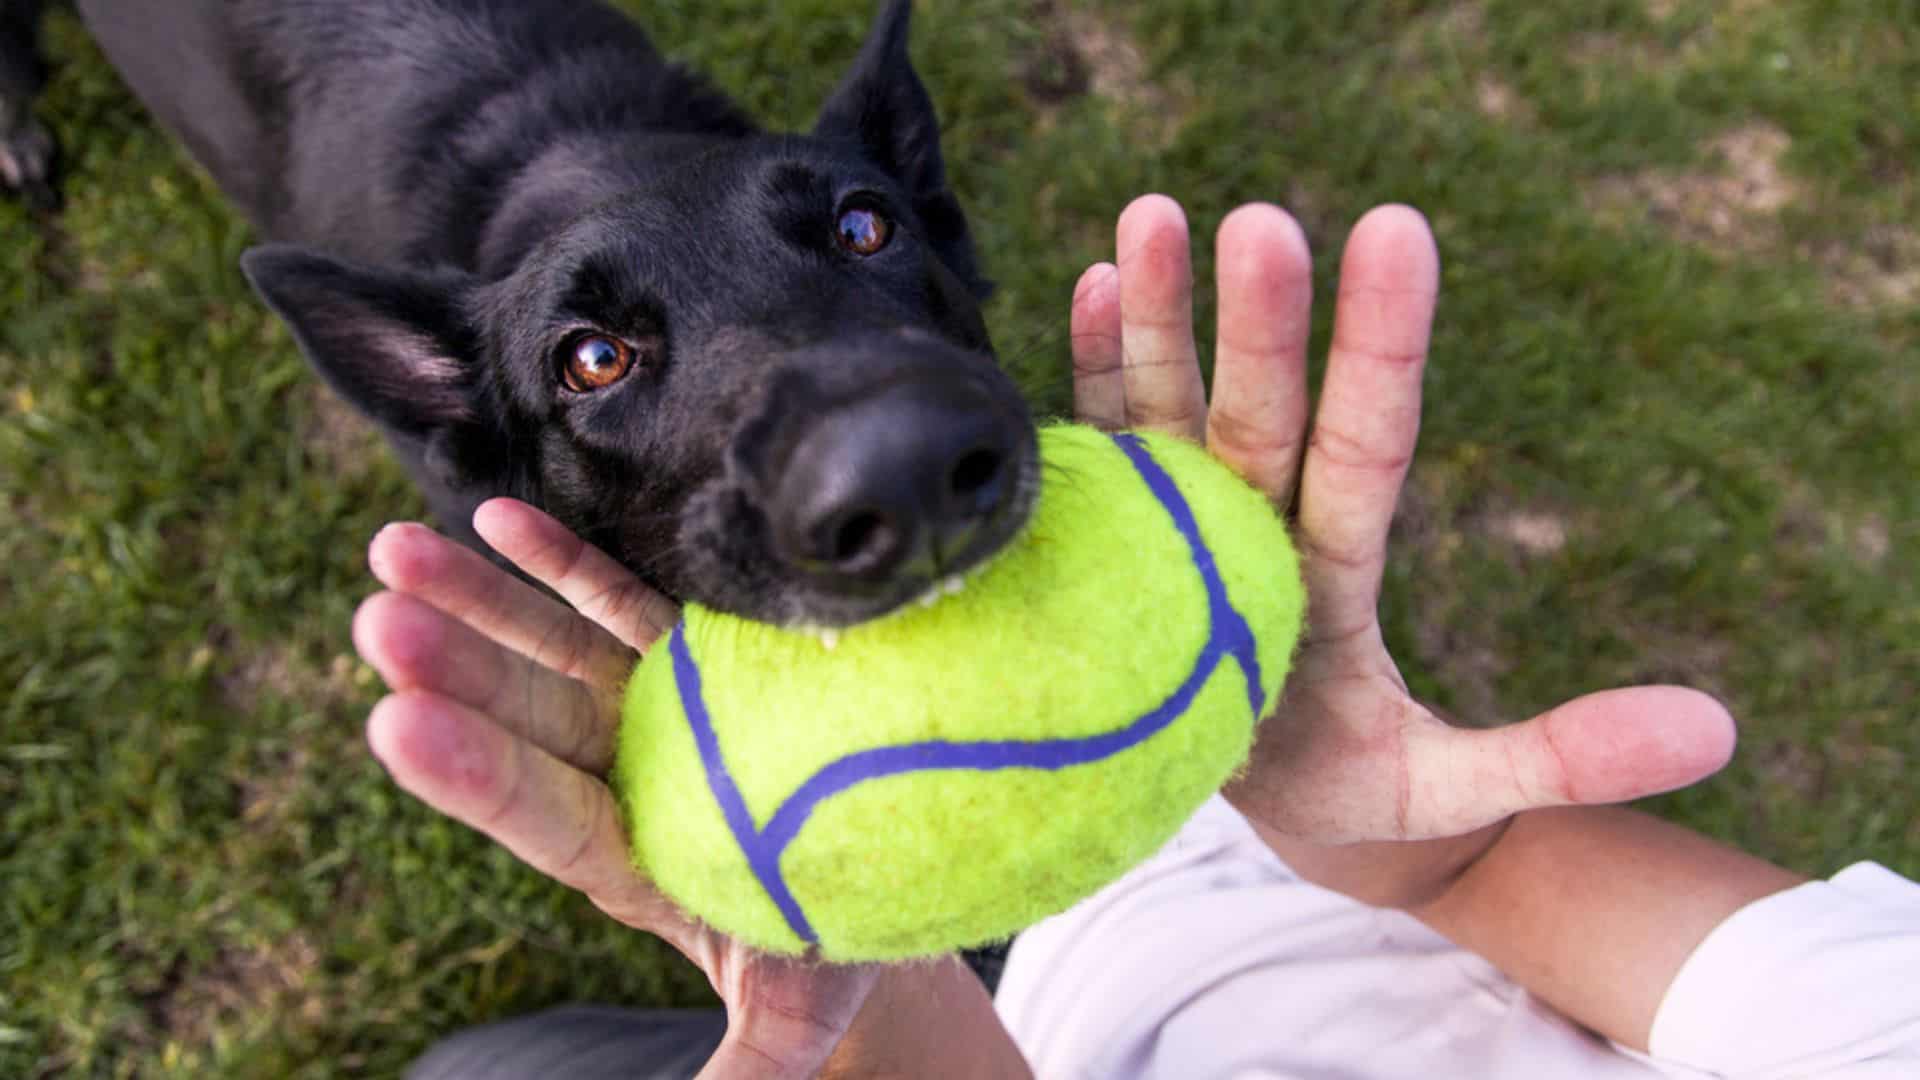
[6,0,1037,628]
[0,0,55,207]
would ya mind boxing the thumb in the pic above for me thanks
[1407,686,1738,839]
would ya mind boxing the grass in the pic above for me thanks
[3,0,1915,1074]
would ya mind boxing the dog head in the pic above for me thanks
[243,1,1037,627]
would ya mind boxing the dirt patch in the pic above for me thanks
[1389,3,1530,135]
[1587,121,1915,313]
[1618,626,1735,697]
[1473,75,1534,125]
[218,640,366,709]
[1585,122,1799,254]
[303,381,384,477]
[1711,124,1798,214]
[1428,1,1487,46]
[1826,507,1894,569]
[1391,1,1488,70]
[238,745,315,826]
[1022,28,1091,105]
[1484,509,1570,556]
[1021,1,1188,145]
[1754,738,1827,801]
[1568,30,1643,67]
[1818,224,1920,311]
[1775,480,1900,569]
[151,934,327,1052]
[217,644,370,827]
[1058,9,1162,111]
[1460,489,1577,561]
[1831,712,1909,774]
[1645,0,1773,18]
[1851,514,1892,565]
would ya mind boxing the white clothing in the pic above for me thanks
[995,796,1920,1079]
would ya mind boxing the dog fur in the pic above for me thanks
[8,0,1036,626]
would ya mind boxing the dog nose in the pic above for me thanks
[772,382,1021,590]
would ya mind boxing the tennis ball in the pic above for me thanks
[613,423,1305,962]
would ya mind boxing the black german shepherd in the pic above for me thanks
[3,0,1036,628]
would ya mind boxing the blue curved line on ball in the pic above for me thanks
[671,433,1264,947]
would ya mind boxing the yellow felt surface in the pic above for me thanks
[615,425,1305,960]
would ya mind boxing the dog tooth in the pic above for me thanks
[942,575,964,595]
[918,589,941,608]
[820,628,840,651]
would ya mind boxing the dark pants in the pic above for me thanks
[407,1007,726,1080]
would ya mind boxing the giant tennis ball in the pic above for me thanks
[614,423,1305,961]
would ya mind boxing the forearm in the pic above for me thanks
[1408,805,1805,1052]
[820,957,1032,1080]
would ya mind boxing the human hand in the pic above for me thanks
[353,507,882,1079]
[1069,196,1737,901]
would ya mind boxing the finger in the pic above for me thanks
[354,591,617,772]
[1206,203,1314,505]
[473,498,682,654]
[369,521,634,689]
[1405,686,1738,839]
[1296,205,1439,639]
[1071,262,1126,430]
[1115,194,1206,440]
[367,691,696,946]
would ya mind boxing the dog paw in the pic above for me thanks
[0,112,57,210]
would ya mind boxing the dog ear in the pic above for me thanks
[241,245,483,437]
[815,0,991,299]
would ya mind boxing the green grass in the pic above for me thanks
[4,0,1916,1074]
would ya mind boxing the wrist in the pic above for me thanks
[1245,813,1514,912]
[820,957,1031,1080]
[1400,816,1513,915]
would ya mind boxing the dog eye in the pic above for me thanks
[560,333,638,393]
[835,204,893,256]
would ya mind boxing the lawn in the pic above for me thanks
[3,0,1915,1075]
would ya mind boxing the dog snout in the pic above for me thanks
[771,379,1024,593]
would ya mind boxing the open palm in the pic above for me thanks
[1069,196,1734,864]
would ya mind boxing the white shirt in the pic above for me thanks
[995,796,1920,1079]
